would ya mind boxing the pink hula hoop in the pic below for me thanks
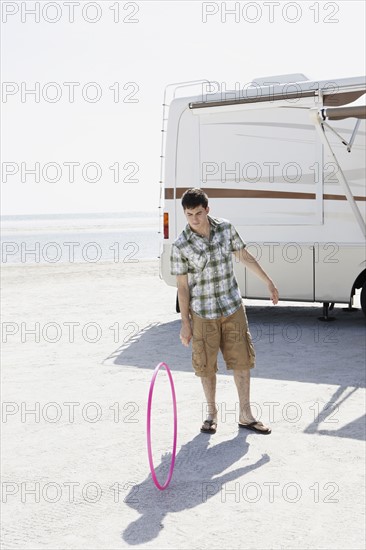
[146,362,177,490]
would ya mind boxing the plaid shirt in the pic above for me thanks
[170,216,246,319]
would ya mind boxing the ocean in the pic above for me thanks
[0,211,162,264]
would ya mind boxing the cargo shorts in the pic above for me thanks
[190,305,255,377]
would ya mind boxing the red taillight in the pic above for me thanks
[163,212,169,239]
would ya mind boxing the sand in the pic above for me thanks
[1,260,365,549]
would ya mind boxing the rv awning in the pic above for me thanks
[189,90,316,109]
[323,90,365,106]
[189,88,365,110]
[321,105,366,120]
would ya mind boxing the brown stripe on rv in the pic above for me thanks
[164,188,366,201]
[323,193,366,201]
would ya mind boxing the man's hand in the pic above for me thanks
[180,320,192,347]
[268,281,279,304]
[235,249,279,305]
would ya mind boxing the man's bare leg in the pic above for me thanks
[200,374,218,431]
[233,369,271,432]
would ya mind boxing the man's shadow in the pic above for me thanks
[122,432,269,545]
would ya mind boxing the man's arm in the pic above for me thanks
[176,274,192,346]
[234,248,279,304]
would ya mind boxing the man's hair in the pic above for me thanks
[181,188,209,210]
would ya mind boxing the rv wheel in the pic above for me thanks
[361,282,366,317]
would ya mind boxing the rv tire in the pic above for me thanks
[361,282,366,317]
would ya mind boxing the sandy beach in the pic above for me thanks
[1,259,365,549]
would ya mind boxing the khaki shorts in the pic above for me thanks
[190,305,255,377]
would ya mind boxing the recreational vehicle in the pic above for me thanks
[158,74,366,318]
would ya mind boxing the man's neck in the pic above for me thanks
[192,219,210,239]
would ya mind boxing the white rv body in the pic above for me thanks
[159,75,366,312]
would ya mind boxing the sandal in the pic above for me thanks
[238,421,271,435]
[200,419,217,434]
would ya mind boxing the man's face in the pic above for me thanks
[184,205,210,232]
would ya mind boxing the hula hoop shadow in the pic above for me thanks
[147,362,177,490]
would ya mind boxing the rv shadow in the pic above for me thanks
[121,432,269,546]
[105,305,365,388]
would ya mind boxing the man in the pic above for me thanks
[170,188,279,435]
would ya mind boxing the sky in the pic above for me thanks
[1,0,365,215]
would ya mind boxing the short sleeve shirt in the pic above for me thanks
[170,216,246,319]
